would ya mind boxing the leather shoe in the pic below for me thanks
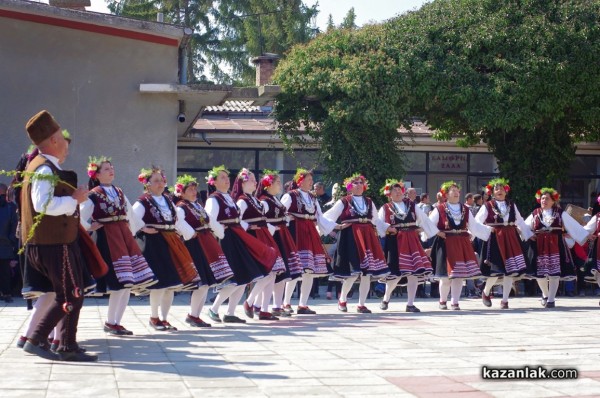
[296,306,316,315]
[451,304,461,311]
[283,304,294,314]
[356,306,371,314]
[207,309,221,322]
[23,341,59,360]
[258,311,279,320]
[223,315,246,323]
[482,293,492,307]
[439,301,448,310]
[406,305,421,313]
[161,320,178,331]
[541,296,548,307]
[58,350,98,362]
[104,322,128,336]
[500,301,509,309]
[545,301,555,308]
[16,336,27,349]
[337,300,348,312]
[149,317,166,331]
[185,314,211,327]
[271,308,291,317]
[380,300,389,310]
[243,301,254,319]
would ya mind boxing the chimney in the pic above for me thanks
[49,0,91,11]
[251,53,280,86]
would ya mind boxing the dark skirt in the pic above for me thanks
[526,233,576,280]
[184,238,221,287]
[220,227,267,286]
[96,227,130,292]
[140,233,183,289]
[384,230,432,281]
[332,227,389,280]
[273,226,303,283]
[479,227,528,278]
[21,252,53,298]
[431,234,481,279]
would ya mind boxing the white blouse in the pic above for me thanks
[377,201,439,239]
[281,190,337,236]
[474,201,533,241]
[323,196,390,238]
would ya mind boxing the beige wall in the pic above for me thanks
[0,13,180,200]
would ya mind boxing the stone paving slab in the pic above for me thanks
[1,294,599,397]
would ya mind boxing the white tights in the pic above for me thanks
[107,288,131,325]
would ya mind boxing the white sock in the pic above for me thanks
[246,277,271,307]
[537,278,550,299]
[357,276,371,307]
[298,273,314,307]
[260,274,276,311]
[406,276,418,306]
[226,285,246,316]
[210,284,238,314]
[340,276,358,302]
[283,279,299,306]
[190,286,209,318]
[502,277,513,302]
[25,293,55,338]
[439,278,450,302]
[548,277,560,302]
[484,277,498,296]
[383,279,399,302]
[161,290,174,320]
[272,280,286,309]
[450,278,463,305]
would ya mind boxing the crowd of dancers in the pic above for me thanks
[11,110,600,362]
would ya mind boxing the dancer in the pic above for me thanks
[378,179,438,312]
[258,170,303,317]
[80,157,156,335]
[233,168,286,321]
[132,166,199,331]
[173,174,234,327]
[428,181,492,310]
[281,169,337,314]
[204,165,274,323]
[476,178,531,309]
[322,173,389,313]
[524,187,587,308]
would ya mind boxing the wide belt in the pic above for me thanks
[445,229,469,235]
[220,218,240,225]
[243,217,266,223]
[391,222,418,228]
[535,227,563,234]
[194,226,210,231]
[289,213,316,220]
[345,218,372,224]
[145,224,176,231]
[97,215,127,223]
[266,217,286,223]
[487,222,516,227]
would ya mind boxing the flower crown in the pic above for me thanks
[87,156,111,179]
[485,178,510,196]
[535,187,560,203]
[380,178,404,197]
[261,169,279,189]
[294,168,311,185]
[62,129,71,142]
[237,167,252,182]
[173,174,198,196]
[206,165,229,186]
[138,167,166,185]
[439,180,460,198]
[344,173,369,192]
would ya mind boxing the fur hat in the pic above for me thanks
[26,110,60,145]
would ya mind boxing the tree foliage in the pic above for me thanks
[275,0,600,210]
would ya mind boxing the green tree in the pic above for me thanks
[340,7,357,30]
[326,13,335,32]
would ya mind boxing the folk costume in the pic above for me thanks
[378,180,438,312]
[583,212,600,294]
[475,179,531,309]
[428,181,492,310]
[132,169,199,331]
[524,188,587,308]
[323,174,390,314]
[20,110,97,361]
[280,169,337,314]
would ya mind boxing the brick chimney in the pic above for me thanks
[251,53,280,86]
[49,0,90,11]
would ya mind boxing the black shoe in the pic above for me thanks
[271,308,291,317]
[545,301,555,308]
[23,341,59,360]
[223,315,246,323]
[357,306,372,314]
[258,311,279,320]
[380,300,389,310]
[207,309,221,323]
[104,322,128,336]
[149,317,166,331]
[296,306,316,315]
[58,350,98,362]
[243,301,254,319]
[406,305,421,313]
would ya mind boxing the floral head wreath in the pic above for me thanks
[294,168,312,186]
[237,167,252,182]
[439,180,460,198]
[535,187,560,203]
[173,174,198,197]
[485,178,510,197]
[260,169,279,190]
[62,129,72,143]
[87,156,111,179]
[138,167,165,185]
[343,173,369,192]
[206,165,229,186]
[380,178,404,197]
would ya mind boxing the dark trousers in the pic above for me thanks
[26,243,84,350]
[0,258,12,296]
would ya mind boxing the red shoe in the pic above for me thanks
[243,301,254,319]
[149,317,166,331]
[337,300,348,312]
[161,320,178,331]
[258,311,279,320]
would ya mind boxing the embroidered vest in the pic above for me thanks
[383,199,416,225]
[137,193,176,226]
[210,192,240,222]
[532,207,563,231]
[437,202,469,231]
[176,200,209,229]
[90,185,127,220]
[339,196,373,222]
[260,194,286,225]
[238,194,266,226]
[483,200,516,224]
[287,190,317,216]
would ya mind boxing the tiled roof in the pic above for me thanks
[204,100,266,114]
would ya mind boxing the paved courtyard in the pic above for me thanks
[1,293,600,397]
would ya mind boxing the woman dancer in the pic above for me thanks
[524,188,587,308]
[204,165,275,323]
[281,169,337,314]
[81,157,156,335]
[233,168,286,321]
[429,181,492,310]
[258,170,303,317]
[476,178,531,309]
[132,167,199,331]
[378,179,438,312]
[173,174,235,327]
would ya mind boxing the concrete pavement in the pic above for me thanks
[1,293,599,397]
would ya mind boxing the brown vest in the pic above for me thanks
[20,155,79,245]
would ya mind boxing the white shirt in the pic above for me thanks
[281,190,337,236]
[204,191,238,240]
[31,154,77,216]
[524,208,588,247]
[79,186,136,236]
[428,204,492,241]
[323,196,390,238]
[474,200,533,241]
[378,201,439,239]
[131,194,192,238]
